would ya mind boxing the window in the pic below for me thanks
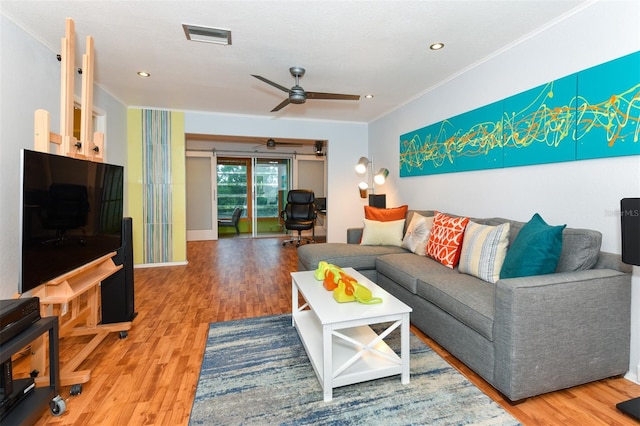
[217,158,248,219]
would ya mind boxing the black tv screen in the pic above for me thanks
[19,149,124,294]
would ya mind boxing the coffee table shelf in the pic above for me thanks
[293,310,403,387]
[291,268,412,402]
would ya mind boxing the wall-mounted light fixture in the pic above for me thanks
[356,156,389,207]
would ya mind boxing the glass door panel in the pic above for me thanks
[216,158,249,236]
[215,156,291,237]
[254,158,290,237]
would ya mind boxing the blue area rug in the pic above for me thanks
[190,314,520,425]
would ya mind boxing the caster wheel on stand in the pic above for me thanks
[50,395,66,416]
[70,384,82,395]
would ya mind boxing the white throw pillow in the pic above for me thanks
[459,221,510,283]
[401,213,434,255]
[360,218,405,246]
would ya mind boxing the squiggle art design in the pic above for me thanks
[576,83,640,148]
[503,82,574,150]
[400,52,639,176]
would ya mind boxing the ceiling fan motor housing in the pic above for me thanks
[290,86,306,104]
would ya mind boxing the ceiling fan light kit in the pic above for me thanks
[252,67,360,112]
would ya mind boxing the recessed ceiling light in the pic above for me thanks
[183,24,232,45]
[364,94,374,99]
[430,42,445,51]
[137,71,150,77]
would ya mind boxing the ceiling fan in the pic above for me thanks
[259,138,304,150]
[252,67,360,112]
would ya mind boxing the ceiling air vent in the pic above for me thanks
[183,24,232,45]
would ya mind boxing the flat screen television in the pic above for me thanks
[19,149,124,294]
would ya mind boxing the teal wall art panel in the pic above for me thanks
[400,51,639,177]
[576,51,640,160]
[503,75,577,167]
[449,100,503,172]
[400,101,502,176]
[400,122,455,176]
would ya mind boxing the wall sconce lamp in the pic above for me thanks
[355,156,370,174]
[374,168,389,185]
[355,156,389,207]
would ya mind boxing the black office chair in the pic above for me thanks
[280,190,316,247]
[218,207,243,236]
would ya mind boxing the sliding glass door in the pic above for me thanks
[216,156,291,237]
[217,158,249,236]
[253,158,290,237]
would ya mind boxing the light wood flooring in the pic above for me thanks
[18,238,640,425]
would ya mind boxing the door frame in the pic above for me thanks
[186,151,218,241]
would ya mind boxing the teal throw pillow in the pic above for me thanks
[500,213,566,279]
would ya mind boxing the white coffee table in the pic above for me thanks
[291,268,412,402]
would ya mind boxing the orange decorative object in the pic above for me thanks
[323,270,338,291]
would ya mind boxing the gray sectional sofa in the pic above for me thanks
[297,210,632,402]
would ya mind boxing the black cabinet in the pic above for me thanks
[0,317,60,425]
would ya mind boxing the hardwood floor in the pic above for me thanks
[19,238,639,425]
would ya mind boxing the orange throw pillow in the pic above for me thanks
[364,205,408,222]
[426,212,469,268]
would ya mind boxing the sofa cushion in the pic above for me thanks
[500,213,566,279]
[459,221,510,283]
[376,253,451,294]
[401,213,434,255]
[364,204,408,221]
[482,217,602,273]
[297,243,408,272]
[426,212,469,268]
[555,228,602,272]
[360,218,405,246]
[415,271,496,341]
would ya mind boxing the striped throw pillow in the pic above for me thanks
[459,221,510,283]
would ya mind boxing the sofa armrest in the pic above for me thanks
[493,269,631,401]
[347,228,363,244]
[594,251,633,273]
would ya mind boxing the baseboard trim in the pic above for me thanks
[134,261,189,269]
[624,368,640,385]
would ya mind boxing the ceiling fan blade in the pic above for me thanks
[271,98,291,112]
[306,92,360,101]
[277,142,304,147]
[251,75,290,93]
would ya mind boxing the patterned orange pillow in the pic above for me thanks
[364,205,408,222]
[426,212,469,268]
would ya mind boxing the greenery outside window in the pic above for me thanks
[217,158,248,219]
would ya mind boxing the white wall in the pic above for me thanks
[369,1,640,382]
[0,15,127,299]
[184,111,368,243]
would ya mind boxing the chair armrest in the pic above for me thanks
[347,228,363,244]
[493,269,631,401]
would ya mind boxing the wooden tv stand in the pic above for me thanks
[32,252,131,387]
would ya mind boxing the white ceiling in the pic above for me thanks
[2,0,592,123]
